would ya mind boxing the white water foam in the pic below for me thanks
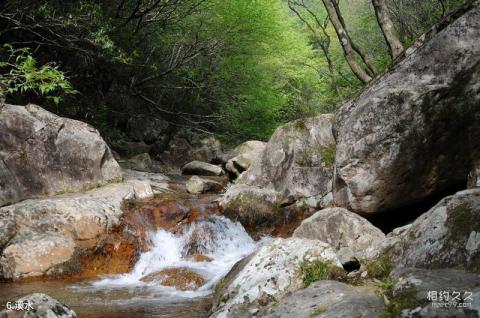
[89,216,263,298]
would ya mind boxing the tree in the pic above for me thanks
[371,0,403,59]
[287,0,341,96]
[320,0,373,83]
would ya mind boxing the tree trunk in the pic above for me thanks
[321,0,372,84]
[372,0,404,59]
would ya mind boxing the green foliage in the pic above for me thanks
[202,0,325,142]
[0,0,466,143]
[299,259,347,287]
[0,44,76,104]
[365,254,393,281]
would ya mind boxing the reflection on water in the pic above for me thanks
[0,280,211,318]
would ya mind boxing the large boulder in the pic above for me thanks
[238,114,335,199]
[263,280,384,318]
[293,207,385,263]
[0,293,77,318]
[0,179,154,279]
[0,104,122,207]
[211,237,341,318]
[365,188,480,273]
[225,141,266,178]
[182,161,224,176]
[333,3,480,214]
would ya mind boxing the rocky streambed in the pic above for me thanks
[0,173,263,318]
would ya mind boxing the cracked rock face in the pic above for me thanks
[211,237,341,318]
[333,2,480,214]
[238,114,335,199]
[0,104,122,207]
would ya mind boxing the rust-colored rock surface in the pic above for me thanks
[140,267,205,291]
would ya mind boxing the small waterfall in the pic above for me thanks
[92,216,261,297]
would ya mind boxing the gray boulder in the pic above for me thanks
[225,140,266,178]
[293,207,385,263]
[182,161,224,176]
[0,293,76,318]
[238,114,335,199]
[333,2,480,214]
[263,280,384,318]
[186,176,224,194]
[0,104,122,207]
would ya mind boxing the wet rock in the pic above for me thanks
[0,293,77,318]
[186,176,224,194]
[211,237,341,318]
[0,104,122,207]
[333,3,480,214]
[122,192,222,234]
[225,141,266,178]
[293,207,385,263]
[141,267,205,291]
[220,185,283,230]
[365,188,480,273]
[388,267,480,317]
[182,161,224,176]
[263,280,384,318]
[0,180,154,280]
[238,114,335,199]
[188,254,213,262]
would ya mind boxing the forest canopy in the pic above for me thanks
[0,0,467,143]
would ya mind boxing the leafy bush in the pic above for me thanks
[0,44,76,104]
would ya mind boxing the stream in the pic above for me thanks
[0,209,262,317]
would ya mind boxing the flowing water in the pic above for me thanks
[0,216,262,317]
